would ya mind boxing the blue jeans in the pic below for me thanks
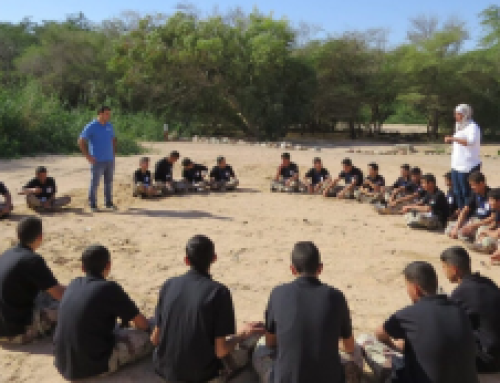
[89,161,114,207]
[451,163,481,209]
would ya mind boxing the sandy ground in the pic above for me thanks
[1,141,500,383]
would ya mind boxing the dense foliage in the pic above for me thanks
[1,7,500,156]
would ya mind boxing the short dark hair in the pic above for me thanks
[401,164,410,171]
[444,171,452,181]
[97,105,111,114]
[281,152,291,160]
[36,166,47,175]
[368,162,379,171]
[140,156,149,164]
[488,188,500,201]
[291,242,321,274]
[440,246,471,273]
[469,171,485,185]
[182,158,193,167]
[410,167,421,176]
[342,158,352,166]
[217,156,225,164]
[422,173,436,184]
[82,245,111,276]
[170,151,180,159]
[17,216,43,246]
[313,157,322,164]
[403,261,438,295]
[186,235,215,273]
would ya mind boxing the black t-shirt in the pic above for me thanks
[0,182,8,196]
[24,177,56,201]
[183,164,209,183]
[154,158,174,182]
[0,245,58,336]
[405,180,424,195]
[363,175,385,191]
[54,275,140,380]
[446,189,458,216]
[210,165,236,182]
[467,187,492,219]
[305,168,330,185]
[265,277,352,383]
[339,166,363,186]
[134,169,152,185]
[392,176,411,189]
[280,163,299,179]
[421,188,449,225]
[384,295,478,383]
[153,270,236,382]
[451,273,500,369]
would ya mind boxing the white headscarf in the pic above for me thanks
[455,104,473,131]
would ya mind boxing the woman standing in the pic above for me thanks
[444,104,481,210]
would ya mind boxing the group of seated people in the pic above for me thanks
[134,151,239,198]
[1,217,499,383]
[271,153,500,263]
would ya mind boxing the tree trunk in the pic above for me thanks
[349,120,356,139]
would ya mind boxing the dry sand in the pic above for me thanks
[1,141,500,383]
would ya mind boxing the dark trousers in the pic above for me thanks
[451,163,481,209]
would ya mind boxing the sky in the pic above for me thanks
[0,0,493,48]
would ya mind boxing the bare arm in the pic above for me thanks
[375,325,403,353]
[150,326,160,346]
[46,284,66,301]
[456,206,471,229]
[112,137,117,157]
[339,336,355,353]
[214,322,265,359]
[265,332,277,348]
[78,138,96,164]
[132,313,151,332]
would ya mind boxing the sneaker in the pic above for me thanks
[105,204,118,211]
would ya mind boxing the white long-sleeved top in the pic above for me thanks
[451,121,481,173]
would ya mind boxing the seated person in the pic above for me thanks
[323,158,363,199]
[441,246,500,374]
[181,158,210,191]
[271,152,303,193]
[469,188,500,255]
[151,235,265,382]
[133,157,160,198]
[354,162,385,203]
[444,171,460,221]
[446,171,495,242]
[209,156,239,191]
[20,166,71,210]
[0,181,13,218]
[384,164,411,202]
[403,173,449,230]
[253,242,362,383]
[304,157,331,194]
[359,261,479,383]
[375,167,425,215]
[0,217,65,344]
[54,245,152,380]
[154,150,181,194]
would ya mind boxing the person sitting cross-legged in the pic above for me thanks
[354,162,386,203]
[0,181,13,218]
[154,150,182,195]
[323,158,364,199]
[383,164,412,203]
[402,173,449,231]
[210,156,239,191]
[271,152,303,193]
[151,235,265,382]
[446,171,495,242]
[253,242,363,383]
[133,156,161,198]
[303,157,331,194]
[54,245,152,380]
[20,166,71,211]
[441,246,500,374]
[468,188,500,256]
[359,261,479,383]
[182,158,210,192]
[444,171,460,221]
[0,217,65,344]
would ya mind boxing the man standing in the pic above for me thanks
[78,106,117,212]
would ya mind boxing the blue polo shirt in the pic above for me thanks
[80,120,115,162]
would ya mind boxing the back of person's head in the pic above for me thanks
[444,171,452,181]
[97,105,111,114]
[342,158,352,167]
[369,162,379,172]
[17,216,43,247]
[440,246,471,274]
[281,152,291,160]
[291,242,321,275]
[401,164,410,172]
[469,171,485,185]
[182,158,193,167]
[170,151,180,159]
[403,261,438,296]
[139,156,149,165]
[36,166,47,175]
[422,174,436,185]
[410,167,421,176]
[313,157,322,164]
[186,235,215,273]
[217,156,225,164]
[82,245,111,277]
